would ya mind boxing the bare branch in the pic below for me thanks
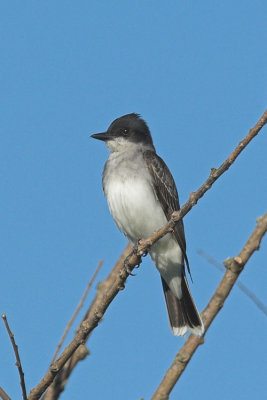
[42,247,131,400]
[134,109,267,258]
[50,260,104,364]
[197,249,267,316]
[2,314,27,400]
[28,109,267,400]
[0,387,11,400]
[151,213,267,400]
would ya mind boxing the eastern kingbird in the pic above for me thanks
[91,113,203,336]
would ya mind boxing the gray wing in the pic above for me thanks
[143,150,191,278]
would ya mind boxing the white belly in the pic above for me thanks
[105,175,166,242]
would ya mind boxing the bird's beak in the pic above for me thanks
[91,132,113,141]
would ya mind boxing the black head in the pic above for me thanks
[91,113,155,150]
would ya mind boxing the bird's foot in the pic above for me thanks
[123,252,136,276]
[123,242,142,275]
[137,238,150,257]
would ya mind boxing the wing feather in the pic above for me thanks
[143,150,191,278]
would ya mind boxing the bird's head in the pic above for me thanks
[91,113,155,153]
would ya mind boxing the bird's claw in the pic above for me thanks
[140,250,148,257]
[123,240,148,276]
[136,239,150,257]
[124,264,136,276]
[123,253,136,276]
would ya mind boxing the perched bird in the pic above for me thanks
[91,113,203,336]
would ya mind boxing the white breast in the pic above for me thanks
[105,173,167,243]
[103,148,166,241]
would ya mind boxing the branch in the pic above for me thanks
[50,260,104,364]
[2,314,27,400]
[151,213,267,400]
[135,108,267,257]
[0,387,11,400]
[197,249,267,316]
[41,247,131,400]
[28,109,267,400]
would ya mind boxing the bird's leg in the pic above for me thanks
[123,242,142,275]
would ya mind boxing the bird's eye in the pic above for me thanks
[122,128,129,136]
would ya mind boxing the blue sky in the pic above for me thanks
[0,1,267,399]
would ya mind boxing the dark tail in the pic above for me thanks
[161,276,204,336]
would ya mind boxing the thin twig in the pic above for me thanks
[197,249,267,316]
[50,260,104,364]
[0,387,11,400]
[2,314,27,400]
[28,108,267,400]
[151,213,267,399]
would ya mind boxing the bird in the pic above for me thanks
[91,113,204,336]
